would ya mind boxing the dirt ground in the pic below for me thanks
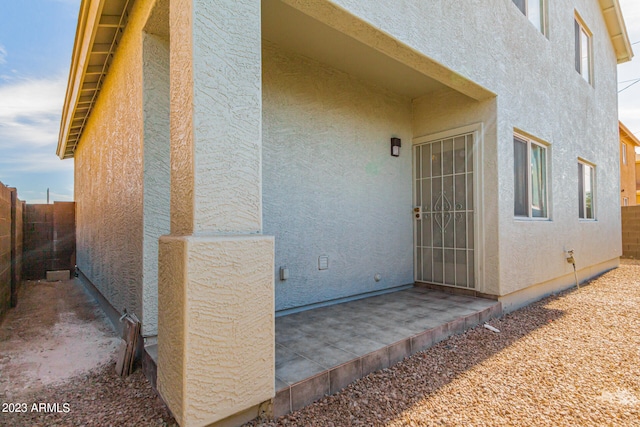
[0,279,119,397]
[0,278,176,426]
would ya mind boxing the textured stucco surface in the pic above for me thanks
[192,0,263,234]
[159,2,275,425]
[620,141,636,206]
[142,31,170,337]
[75,0,169,337]
[74,0,160,325]
[157,237,185,426]
[494,0,622,295]
[170,0,264,235]
[169,0,194,235]
[278,0,621,297]
[263,41,414,311]
[158,235,274,427]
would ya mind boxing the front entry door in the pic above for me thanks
[414,133,475,289]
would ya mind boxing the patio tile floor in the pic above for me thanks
[274,286,502,417]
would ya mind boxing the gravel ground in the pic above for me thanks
[3,261,639,426]
[1,362,177,427]
[250,259,640,427]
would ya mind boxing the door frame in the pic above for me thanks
[412,123,485,291]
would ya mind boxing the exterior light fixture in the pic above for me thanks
[391,137,401,157]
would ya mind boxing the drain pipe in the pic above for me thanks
[566,249,579,289]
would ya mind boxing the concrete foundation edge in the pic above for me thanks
[499,257,619,313]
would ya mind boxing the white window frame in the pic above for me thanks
[513,0,547,35]
[622,143,628,165]
[575,15,592,84]
[514,133,549,219]
[578,160,596,220]
[623,197,629,207]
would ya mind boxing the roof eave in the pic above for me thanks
[57,0,132,160]
[620,121,640,147]
[57,0,106,160]
[599,0,634,64]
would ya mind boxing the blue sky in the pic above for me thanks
[0,0,79,203]
[618,0,640,136]
[0,0,639,203]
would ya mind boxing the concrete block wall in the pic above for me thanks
[0,183,12,319]
[52,202,76,272]
[0,181,23,321]
[23,204,53,280]
[12,195,24,306]
[622,206,640,259]
[23,203,76,280]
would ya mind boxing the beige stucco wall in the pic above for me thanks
[637,157,640,204]
[620,141,637,205]
[157,0,275,426]
[158,235,274,427]
[75,0,163,334]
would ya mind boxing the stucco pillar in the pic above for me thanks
[158,1,274,426]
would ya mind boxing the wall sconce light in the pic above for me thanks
[391,137,401,157]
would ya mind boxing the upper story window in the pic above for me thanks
[514,134,549,219]
[513,0,546,34]
[622,142,628,165]
[575,16,592,84]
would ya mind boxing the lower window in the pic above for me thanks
[578,161,595,219]
[514,134,548,218]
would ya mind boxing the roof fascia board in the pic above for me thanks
[620,121,640,147]
[599,0,634,64]
[57,0,106,159]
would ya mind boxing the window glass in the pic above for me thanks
[514,137,528,216]
[513,0,526,14]
[584,164,593,218]
[531,143,547,217]
[527,0,543,32]
[513,0,545,34]
[578,163,584,218]
[578,162,595,219]
[580,30,590,80]
[575,18,592,83]
[514,134,548,219]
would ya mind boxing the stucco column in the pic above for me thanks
[158,1,274,426]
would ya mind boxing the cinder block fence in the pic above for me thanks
[1,180,76,323]
[622,206,640,259]
[0,181,24,322]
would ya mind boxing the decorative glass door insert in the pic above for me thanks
[414,133,475,288]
